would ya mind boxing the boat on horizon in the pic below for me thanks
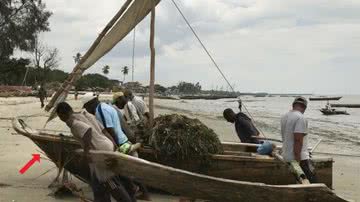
[309,96,342,101]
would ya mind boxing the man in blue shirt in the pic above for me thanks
[82,97,138,154]
[83,96,150,200]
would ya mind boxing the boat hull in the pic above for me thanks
[309,96,342,101]
[12,118,342,201]
[320,109,349,115]
[87,150,346,202]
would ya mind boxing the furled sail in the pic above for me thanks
[45,0,161,123]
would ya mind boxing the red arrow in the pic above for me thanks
[19,154,41,174]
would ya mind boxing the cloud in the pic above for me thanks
[24,0,360,94]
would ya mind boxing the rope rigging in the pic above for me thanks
[170,0,267,138]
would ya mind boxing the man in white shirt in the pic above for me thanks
[56,102,135,202]
[280,97,317,183]
[112,92,140,124]
[124,90,150,121]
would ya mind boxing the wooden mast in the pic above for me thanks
[149,0,156,125]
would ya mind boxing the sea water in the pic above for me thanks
[156,95,360,156]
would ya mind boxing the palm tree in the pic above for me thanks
[121,66,129,82]
[102,65,110,75]
[73,52,82,64]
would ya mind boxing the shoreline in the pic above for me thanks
[0,97,358,201]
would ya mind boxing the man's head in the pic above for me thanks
[82,97,99,115]
[56,102,73,122]
[223,108,237,123]
[292,96,308,113]
[124,90,134,100]
[113,92,128,109]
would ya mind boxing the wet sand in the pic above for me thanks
[0,97,359,201]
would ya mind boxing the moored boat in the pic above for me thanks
[320,108,349,115]
[331,104,360,108]
[309,96,342,101]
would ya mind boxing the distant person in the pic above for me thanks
[281,97,317,183]
[325,102,334,111]
[223,108,260,144]
[38,83,47,108]
[124,90,150,121]
[74,90,79,100]
[56,102,135,202]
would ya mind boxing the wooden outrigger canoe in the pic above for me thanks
[12,118,346,201]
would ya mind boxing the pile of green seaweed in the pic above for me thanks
[146,114,223,167]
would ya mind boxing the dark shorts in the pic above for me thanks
[90,173,111,202]
[90,174,135,202]
[300,160,317,183]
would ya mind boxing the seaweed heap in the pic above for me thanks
[147,114,223,167]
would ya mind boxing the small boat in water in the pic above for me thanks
[309,96,342,101]
[12,118,347,202]
[331,104,360,108]
[320,108,349,115]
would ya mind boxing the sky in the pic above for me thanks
[26,0,360,94]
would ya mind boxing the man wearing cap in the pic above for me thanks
[112,92,136,142]
[113,92,140,125]
[281,97,317,183]
[56,102,135,202]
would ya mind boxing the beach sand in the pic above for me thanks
[0,97,359,201]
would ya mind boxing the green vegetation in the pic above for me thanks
[121,66,129,82]
[177,81,201,94]
[75,73,114,90]
[0,0,52,59]
[0,0,52,85]
[147,114,223,169]
[102,65,110,75]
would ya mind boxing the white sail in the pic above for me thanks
[45,0,161,123]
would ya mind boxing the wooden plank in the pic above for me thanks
[86,150,346,202]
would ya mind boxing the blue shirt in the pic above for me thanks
[95,103,128,145]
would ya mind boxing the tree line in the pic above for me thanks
[0,1,235,95]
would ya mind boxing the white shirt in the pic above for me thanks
[280,110,309,162]
[131,96,149,119]
[124,101,140,124]
[67,110,115,181]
